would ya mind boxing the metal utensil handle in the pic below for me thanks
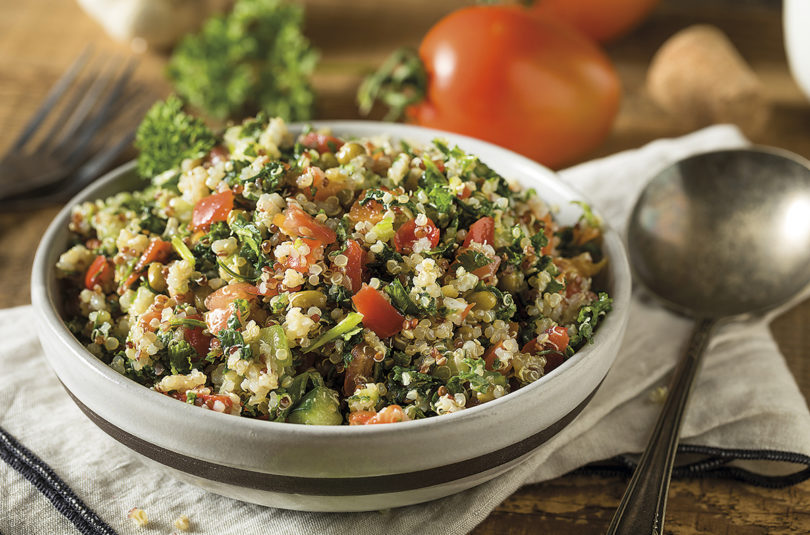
[606,317,716,535]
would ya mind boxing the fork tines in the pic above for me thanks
[0,46,145,207]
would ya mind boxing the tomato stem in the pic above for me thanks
[357,47,427,121]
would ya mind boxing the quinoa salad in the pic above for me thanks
[56,114,612,425]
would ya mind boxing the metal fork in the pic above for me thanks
[0,48,146,207]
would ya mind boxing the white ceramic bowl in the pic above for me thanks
[31,121,631,512]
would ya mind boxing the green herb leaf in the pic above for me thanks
[230,213,264,263]
[569,292,612,349]
[384,279,420,316]
[217,327,253,361]
[168,339,196,374]
[134,95,216,179]
[386,366,443,405]
[456,249,492,272]
[168,0,318,122]
[545,278,565,295]
[357,47,427,121]
[446,357,507,395]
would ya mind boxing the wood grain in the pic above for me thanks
[0,0,808,533]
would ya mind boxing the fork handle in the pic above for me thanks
[606,317,716,535]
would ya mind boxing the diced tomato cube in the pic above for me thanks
[393,218,440,254]
[84,255,113,290]
[342,240,366,293]
[462,216,495,248]
[300,132,344,154]
[273,203,337,244]
[191,190,234,232]
[352,285,404,338]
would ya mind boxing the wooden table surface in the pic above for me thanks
[1,0,809,533]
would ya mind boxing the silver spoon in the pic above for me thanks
[607,147,810,535]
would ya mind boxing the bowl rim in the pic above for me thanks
[31,120,632,440]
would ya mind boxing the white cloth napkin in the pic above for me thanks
[3,125,809,535]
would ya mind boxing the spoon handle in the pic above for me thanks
[606,317,716,535]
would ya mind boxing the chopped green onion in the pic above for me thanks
[216,258,259,282]
[371,217,394,242]
[168,317,207,329]
[572,200,601,228]
[260,325,292,367]
[305,312,364,353]
[171,235,195,268]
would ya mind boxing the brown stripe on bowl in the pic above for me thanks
[61,379,602,496]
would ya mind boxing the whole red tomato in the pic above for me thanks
[406,6,621,169]
[530,0,659,43]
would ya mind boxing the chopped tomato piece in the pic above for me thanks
[393,218,440,254]
[348,196,384,225]
[134,239,173,273]
[172,391,238,412]
[342,240,366,293]
[120,271,142,293]
[348,405,407,425]
[85,255,113,290]
[483,341,513,374]
[205,307,233,335]
[462,216,495,248]
[301,166,347,201]
[460,302,475,321]
[204,282,259,310]
[348,410,377,425]
[545,325,570,351]
[522,325,570,373]
[343,342,375,396]
[184,314,212,359]
[352,285,404,338]
[372,405,408,423]
[204,282,259,334]
[300,132,344,154]
[273,203,337,244]
[191,190,234,232]
[197,393,236,411]
[119,239,174,293]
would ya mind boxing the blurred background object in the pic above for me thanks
[528,0,660,42]
[166,0,318,123]
[76,0,233,50]
[784,0,810,102]
[646,24,770,137]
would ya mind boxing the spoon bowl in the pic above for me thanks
[609,147,810,534]
[628,147,810,318]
